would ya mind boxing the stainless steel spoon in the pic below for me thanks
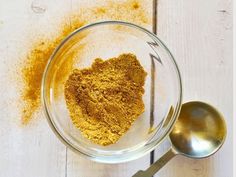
[133,101,227,177]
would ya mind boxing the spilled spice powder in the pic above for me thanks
[20,0,151,124]
[64,54,147,146]
[20,21,85,125]
[132,1,140,9]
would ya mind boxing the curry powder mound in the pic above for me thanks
[64,53,147,146]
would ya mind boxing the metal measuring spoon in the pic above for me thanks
[133,101,227,177]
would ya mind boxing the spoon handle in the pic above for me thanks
[132,148,176,177]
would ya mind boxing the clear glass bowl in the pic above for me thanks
[42,21,182,163]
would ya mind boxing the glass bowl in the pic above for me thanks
[42,21,182,163]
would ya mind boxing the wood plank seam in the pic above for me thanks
[150,0,158,167]
[65,148,68,177]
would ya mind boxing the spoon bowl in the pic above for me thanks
[170,101,227,158]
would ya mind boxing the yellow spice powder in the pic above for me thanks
[19,0,150,125]
[64,53,147,146]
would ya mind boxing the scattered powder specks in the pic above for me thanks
[19,0,151,124]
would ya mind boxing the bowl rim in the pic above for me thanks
[41,20,183,163]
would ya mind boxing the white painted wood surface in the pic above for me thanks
[155,0,233,177]
[0,0,233,177]
[0,1,152,177]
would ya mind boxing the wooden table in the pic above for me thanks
[0,0,233,177]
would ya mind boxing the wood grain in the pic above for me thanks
[0,0,233,177]
[155,0,233,177]
[0,1,71,177]
[0,0,153,177]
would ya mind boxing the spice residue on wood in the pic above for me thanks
[20,21,85,125]
[19,0,150,125]
[64,53,147,146]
